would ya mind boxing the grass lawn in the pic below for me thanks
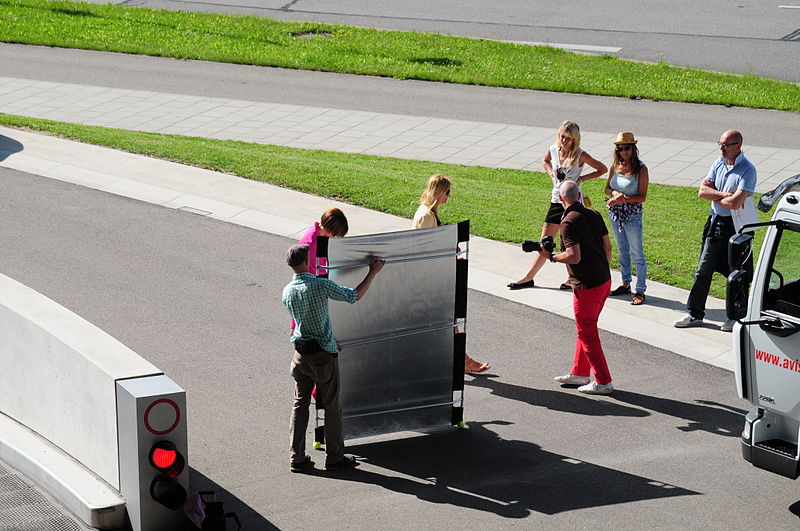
[0,113,773,297]
[0,0,798,112]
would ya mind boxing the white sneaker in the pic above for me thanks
[673,313,704,328]
[554,373,591,386]
[578,381,613,395]
[721,319,736,332]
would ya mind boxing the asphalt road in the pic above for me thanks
[74,0,800,82]
[2,166,799,529]
[3,43,798,149]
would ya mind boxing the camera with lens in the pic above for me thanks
[522,236,555,253]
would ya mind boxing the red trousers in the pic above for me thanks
[571,280,612,385]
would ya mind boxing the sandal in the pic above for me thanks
[631,292,646,305]
[507,280,535,290]
[559,283,572,290]
[465,355,490,374]
[610,285,632,296]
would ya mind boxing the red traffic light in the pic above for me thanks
[148,441,187,509]
[148,441,185,478]
[151,446,177,469]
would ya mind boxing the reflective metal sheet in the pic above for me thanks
[326,225,461,439]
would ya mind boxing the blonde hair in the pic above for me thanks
[556,120,581,167]
[420,174,452,210]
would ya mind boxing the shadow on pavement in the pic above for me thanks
[343,421,697,517]
[190,468,280,530]
[468,372,744,437]
[0,134,23,161]
[620,293,686,312]
[789,500,800,518]
[626,294,729,326]
[468,376,650,418]
[610,391,746,437]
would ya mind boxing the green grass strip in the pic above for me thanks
[0,113,772,297]
[1,0,799,112]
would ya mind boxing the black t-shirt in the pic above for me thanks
[560,203,611,289]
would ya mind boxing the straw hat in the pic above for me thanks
[613,132,638,145]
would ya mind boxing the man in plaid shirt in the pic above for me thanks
[282,244,384,472]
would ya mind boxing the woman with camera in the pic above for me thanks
[507,120,607,290]
[413,174,490,374]
[604,132,649,305]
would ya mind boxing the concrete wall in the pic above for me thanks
[0,273,160,489]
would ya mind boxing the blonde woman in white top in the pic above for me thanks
[508,120,607,290]
[412,174,490,374]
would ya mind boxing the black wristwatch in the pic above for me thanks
[549,252,557,263]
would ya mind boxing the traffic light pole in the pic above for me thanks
[117,375,188,531]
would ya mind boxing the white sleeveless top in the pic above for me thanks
[549,145,584,203]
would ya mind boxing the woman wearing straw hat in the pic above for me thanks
[507,120,607,291]
[604,132,650,305]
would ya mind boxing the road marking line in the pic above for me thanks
[777,4,800,7]
[502,40,622,53]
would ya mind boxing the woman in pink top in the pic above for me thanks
[291,208,349,334]
[298,208,349,276]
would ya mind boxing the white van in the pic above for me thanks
[727,175,800,479]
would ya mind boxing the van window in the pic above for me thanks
[764,227,800,318]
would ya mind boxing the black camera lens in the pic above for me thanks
[521,240,540,253]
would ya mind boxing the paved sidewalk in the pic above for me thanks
[0,125,734,371]
[1,76,799,193]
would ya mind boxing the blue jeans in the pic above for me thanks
[609,212,647,293]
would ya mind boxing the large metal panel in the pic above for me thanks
[328,226,458,336]
[325,225,463,439]
[338,328,454,439]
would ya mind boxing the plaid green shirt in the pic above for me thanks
[282,272,358,354]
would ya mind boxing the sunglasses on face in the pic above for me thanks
[616,145,633,152]
[719,142,741,148]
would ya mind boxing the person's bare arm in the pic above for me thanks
[716,188,750,210]
[604,167,615,197]
[698,178,729,202]
[542,149,557,185]
[577,152,608,182]
[355,258,385,300]
[542,245,581,265]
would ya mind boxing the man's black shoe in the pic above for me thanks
[290,455,314,473]
[326,455,359,470]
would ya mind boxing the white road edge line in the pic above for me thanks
[777,4,800,7]
[502,40,622,53]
